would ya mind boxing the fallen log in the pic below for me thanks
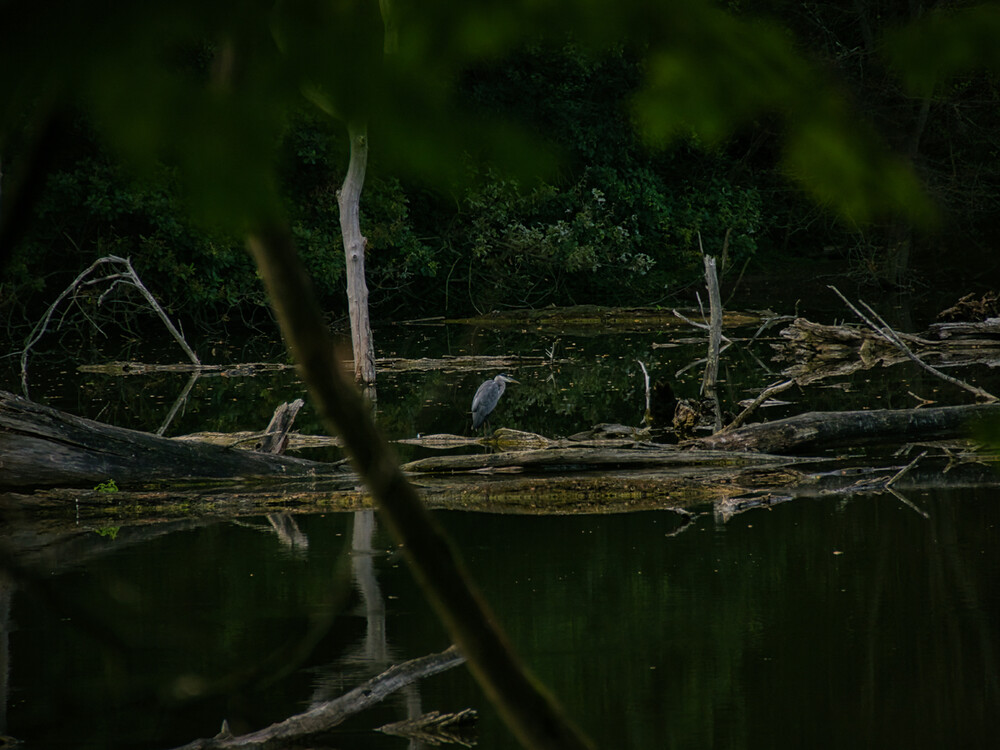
[0,390,335,489]
[402,445,797,474]
[692,403,1000,454]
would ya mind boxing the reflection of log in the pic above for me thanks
[79,354,550,377]
[172,646,465,750]
[0,390,330,489]
[693,403,1000,454]
[776,317,1000,384]
[927,318,1000,339]
[379,708,478,747]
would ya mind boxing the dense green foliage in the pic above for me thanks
[2,1,999,331]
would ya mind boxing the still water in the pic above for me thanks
[3,293,1000,748]
[5,493,999,749]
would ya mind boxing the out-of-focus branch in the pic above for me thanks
[246,227,593,750]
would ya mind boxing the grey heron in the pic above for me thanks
[471,373,519,432]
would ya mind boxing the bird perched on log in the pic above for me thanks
[471,374,518,432]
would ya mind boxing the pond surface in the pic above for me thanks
[5,494,999,749]
[3,279,1000,748]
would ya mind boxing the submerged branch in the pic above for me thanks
[173,647,465,750]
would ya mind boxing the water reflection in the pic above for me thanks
[2,489,998,748]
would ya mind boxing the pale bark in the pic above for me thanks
[338,120,376,384]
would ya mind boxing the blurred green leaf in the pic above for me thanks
[884,4,1000,93]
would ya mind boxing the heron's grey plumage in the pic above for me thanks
[472,374,518,430]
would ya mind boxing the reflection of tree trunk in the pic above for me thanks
[266,514,309,555]
[352,510,387,662]
[248,226,595,750]
[0,572,12,734]
[338,120,376,385]
[156,371,200,436]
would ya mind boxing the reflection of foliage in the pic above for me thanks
[94,479,119,494]
[95,525,120,540]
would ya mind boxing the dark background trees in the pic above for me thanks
[1,1,997,334]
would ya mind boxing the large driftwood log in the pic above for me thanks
[0,390,331,489]
[692,403,1000,453]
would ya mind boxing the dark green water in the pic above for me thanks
[4,492,999,749]
[4,298,1000,748]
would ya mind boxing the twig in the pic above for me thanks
[672,308,709,331]
[671,308,734,343]
[718,379,795,434]
[829,285,998,403]
[886,486,930,519]
[747,315,796,345]
[885,450,925,489]
[674,341,734,379]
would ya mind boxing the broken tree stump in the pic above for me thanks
[257,399,305,454]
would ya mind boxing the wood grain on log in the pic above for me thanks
[0,390,326,489]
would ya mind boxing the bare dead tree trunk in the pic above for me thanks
[702,254,722,394]
[338,120,376,385]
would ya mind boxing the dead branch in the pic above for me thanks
[719,379,796,434]
[171,646,465,750]
[829,285,998,402]
[0,390,330,489]
[20,255,200,397]
[885,450,926,489]
[157,371,200,436]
